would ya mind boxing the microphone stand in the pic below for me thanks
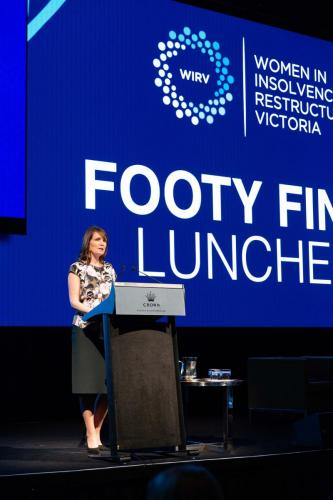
[130,265,163,284]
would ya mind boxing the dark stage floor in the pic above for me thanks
[1,414,333,500]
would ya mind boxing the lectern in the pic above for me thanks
[83,282,186,461]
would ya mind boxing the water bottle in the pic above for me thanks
[221,369,233,409]
[227,387,233,409]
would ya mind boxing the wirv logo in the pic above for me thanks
[153,27,235,126]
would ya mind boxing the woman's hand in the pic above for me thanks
[68,273,91,313]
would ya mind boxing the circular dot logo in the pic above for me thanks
[153,27,234,126]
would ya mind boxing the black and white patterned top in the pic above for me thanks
[69,261,116,328]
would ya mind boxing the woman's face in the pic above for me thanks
[89,231,107,259]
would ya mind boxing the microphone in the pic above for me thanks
[116,263,127,281]
[131,265,163,284]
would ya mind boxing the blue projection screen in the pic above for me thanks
[1,0,333,327]
[0,2,26,233]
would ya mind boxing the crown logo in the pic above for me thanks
[146,291,156,302]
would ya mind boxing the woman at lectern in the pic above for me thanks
[68,226,116,455]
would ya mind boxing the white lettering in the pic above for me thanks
[279,184,303,227]
[233,178,262,224]
[318,189,333,231]
[201,174,231,221]
[242,236,272,282]
[138,227,166,277]
[85,159,116,209]
[165,170,201,219]
[179,68,210,84]
[170,229,200,279]
[207,233,237,280]
[276,239,304,283]
[309,241,331,284]
[120,165,160,215]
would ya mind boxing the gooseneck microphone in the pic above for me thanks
[131,265,163,284]
[116,264,127,281]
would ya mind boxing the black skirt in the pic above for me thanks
[71,320,107,394]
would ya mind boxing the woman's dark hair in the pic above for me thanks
[79,226,108,264]
[146,464,224,500]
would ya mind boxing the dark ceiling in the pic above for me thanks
[176,0,332,42]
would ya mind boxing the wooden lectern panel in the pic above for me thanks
[111,327,181,449]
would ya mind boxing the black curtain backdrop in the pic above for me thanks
[1,326,333,422]
[177,0,333,42]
